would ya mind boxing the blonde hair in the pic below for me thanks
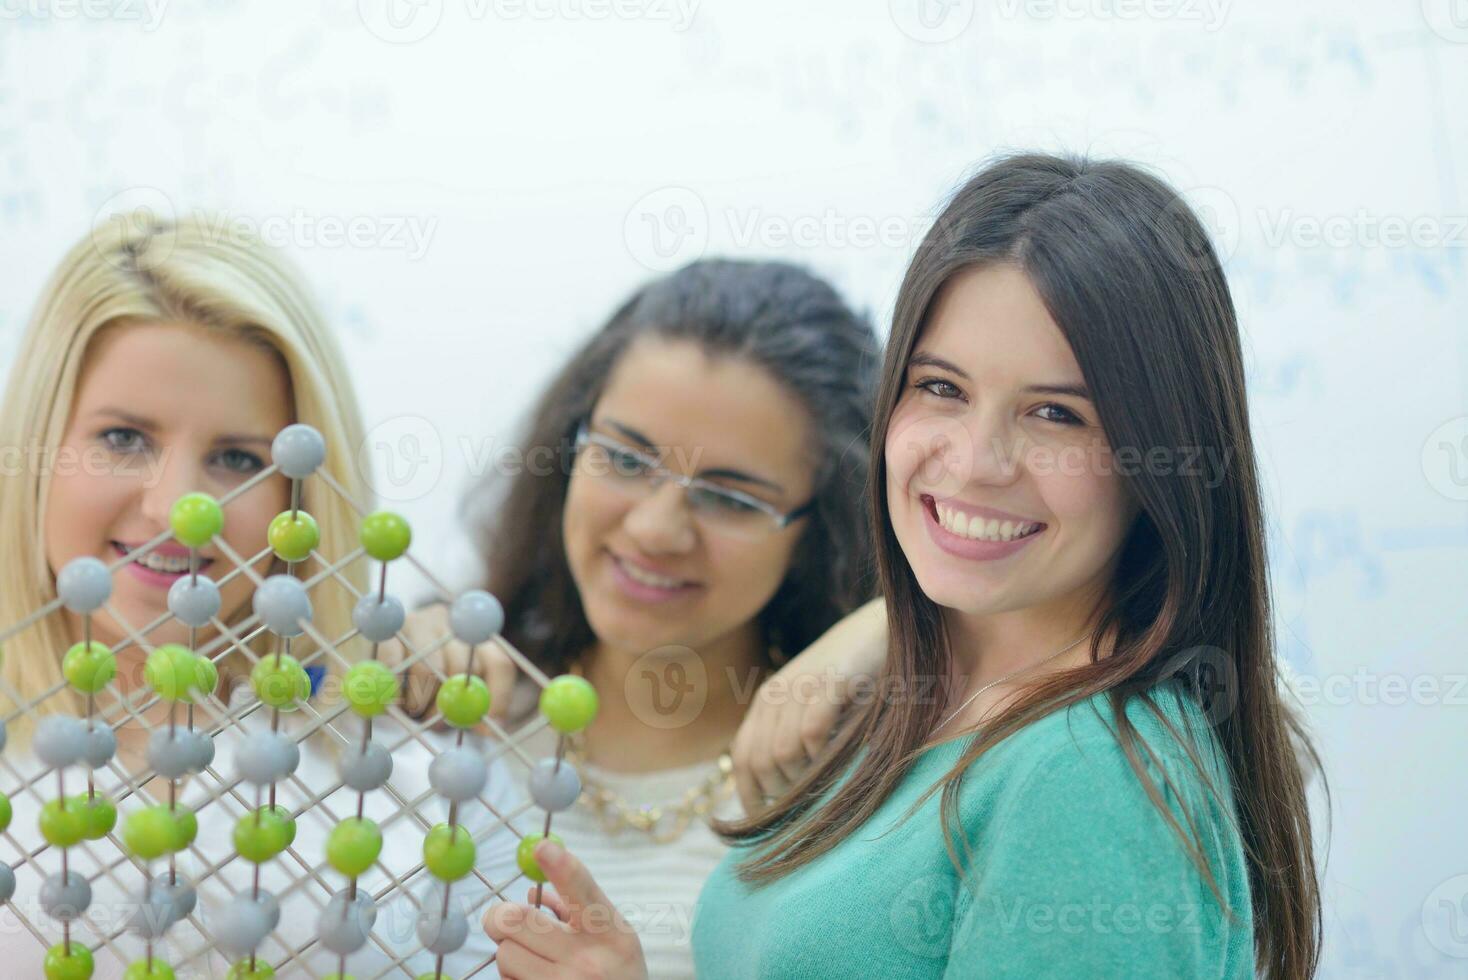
[0,215,372,734]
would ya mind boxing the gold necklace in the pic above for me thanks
[565,737,736,844]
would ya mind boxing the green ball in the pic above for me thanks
[172,807,198,849]
[123,805,182,860]
[422,823,475,881]
[234,807,294,863]
[250,653,310,708]
[515,831,563,884]
[436,675,490,728]
[224,964,274,980]
[39,796,88,847]
[123,961,175,980]
[0,790,11,834]
[62,641,116,693]
[170,493,224,549]
[326,817,383,877]
[144,645,198,701]
[268,511,320,563]
[359,511,411,562]
[79,795,117,840]
[192,655,219,700]
[539,675,599,734]
[343,661,399,718]
[43,942,93,980]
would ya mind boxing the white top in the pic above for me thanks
[0,684,520,979]
[462,723,744,980]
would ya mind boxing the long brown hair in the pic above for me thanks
[465,258,880,690]
[718,154,1324,979]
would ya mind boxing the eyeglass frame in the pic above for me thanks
[571,419,815,533]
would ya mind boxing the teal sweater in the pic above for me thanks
[691,681,1254,978]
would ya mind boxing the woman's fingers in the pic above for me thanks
[484,900,572,962]
[492,936,564,980]
[530,884,572,923]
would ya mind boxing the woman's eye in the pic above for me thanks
[692,488,761,515]
[1035,404,1084,426]
[213,448,266,475]
[609,448,653,476]
[913,377,963,400]
[100,427,148,453]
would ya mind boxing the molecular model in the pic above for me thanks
[0,424,599,979]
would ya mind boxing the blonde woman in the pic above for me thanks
[0,217,517,978]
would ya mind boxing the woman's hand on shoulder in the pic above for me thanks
[375,602,519,723]
[731,596,888,815]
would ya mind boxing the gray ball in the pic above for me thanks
[257,889,281,931]
[56,557,112,614]
[213,892,276,959]
[129,875,196,939]
[416,907,469,955]
[428,745,487,802]
[33,714,88,769]
[272,424,326,480]
[40,870,91,922]
[449,590,504,646]
[184,729,215,773]
[528,758,583,813]
[235,730,300,785]
[0,863,14,903]
[337,741,393,792]
[319,889,376,955]
[147,728,196,780]
[252,575,312,637]
[168,575,221,628]
[82,719,116,770]
[352,593,406,644]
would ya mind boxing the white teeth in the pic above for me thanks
[136,551,191,574]
[118,544,194,574]
[618,558,686,590]
[935,504,1040,542]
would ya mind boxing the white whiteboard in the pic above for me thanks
[2,1,1465,974]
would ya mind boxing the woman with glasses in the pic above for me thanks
[381,258,879,978]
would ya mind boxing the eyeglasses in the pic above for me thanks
[572,421,813,540]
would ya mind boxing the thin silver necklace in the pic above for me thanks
[933,632,1094,737]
